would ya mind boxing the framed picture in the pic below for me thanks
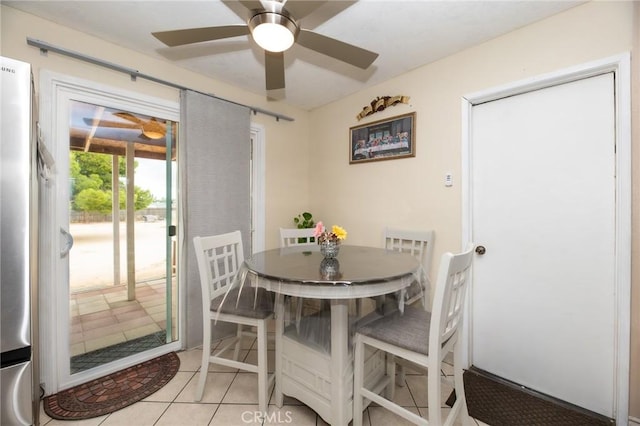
[349,112,416,164]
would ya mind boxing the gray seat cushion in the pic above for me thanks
[356,305,431,355]
[210,286,274,319]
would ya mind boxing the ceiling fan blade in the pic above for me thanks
[282,1,327,19]
[152,25,250,47]
[265,51,285,91]
[83,118,139,130]
[296,29,378,69]
[113,112,144,124]
[237,0,264,11]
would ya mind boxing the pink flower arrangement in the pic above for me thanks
[313,221,347,244]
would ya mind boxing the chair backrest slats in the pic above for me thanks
[383,228,435,274]
[279,227,317,248]
[429,244,474,357]
[194,231,245,311]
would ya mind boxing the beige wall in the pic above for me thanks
[0,5,311,250]
[308,1,638,418]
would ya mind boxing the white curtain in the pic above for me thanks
[180,90,251,348]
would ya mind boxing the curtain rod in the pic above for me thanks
[27,37,295,122]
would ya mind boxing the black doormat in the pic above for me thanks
[71,331,167,373]
[446,367,614,426]
[44,352,179,420]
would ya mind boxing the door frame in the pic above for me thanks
[38,71,183,393]
[461,53,631,423]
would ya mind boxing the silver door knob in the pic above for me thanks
[475,245,486,255]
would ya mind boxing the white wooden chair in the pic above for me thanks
[382,228,436,384]
[279,227,317,248]
[193,231,274,413]
[353,244,475,426]
[383,227,435,308]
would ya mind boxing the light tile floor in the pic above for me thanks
[39,334,488,426]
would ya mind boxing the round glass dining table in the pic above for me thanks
[243,245,422,298]
[241,245,424,426]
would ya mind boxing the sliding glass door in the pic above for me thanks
[67,100,179,375]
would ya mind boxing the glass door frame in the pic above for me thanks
[39,71,182,392]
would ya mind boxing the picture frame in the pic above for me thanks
[349,112,416,164]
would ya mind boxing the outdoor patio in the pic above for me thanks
[68,220,177,371]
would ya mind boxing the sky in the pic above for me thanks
[135,157,177,200]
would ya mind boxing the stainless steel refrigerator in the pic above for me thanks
[1,56,39,425]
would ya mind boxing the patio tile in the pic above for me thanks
[117,315,155,329]
[123,323,162,340]
[109,301,142,314]
[77,308,114,322]
[74,292,107,302]
[70,331,85,345]
[151,312,167,323]
[139,298,165,309]
[78,300,110,316]
[144,304,166,315]
[99,285,128,295]
[81,316,119,332]
[82,323,124,340]
[84,332,126,352]
[70,342,86,357]
[115,308,149,322]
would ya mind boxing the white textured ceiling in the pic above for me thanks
[5,0,583,111]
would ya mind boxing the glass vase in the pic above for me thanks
[320,241,340,258]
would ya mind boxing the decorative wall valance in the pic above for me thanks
[357,95,410,121]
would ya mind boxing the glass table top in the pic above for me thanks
[244,245,420,286]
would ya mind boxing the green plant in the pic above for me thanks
[293,212,315,229]
[293,212,315,244]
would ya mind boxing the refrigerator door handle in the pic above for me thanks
[60,227,73,257]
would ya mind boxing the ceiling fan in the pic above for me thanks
[151,0,379,91]
[84,112,166,140]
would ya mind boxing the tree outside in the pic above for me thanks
[70,152,155,218]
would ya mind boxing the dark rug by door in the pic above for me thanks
[446,367,614,426]
[44,352,180,420]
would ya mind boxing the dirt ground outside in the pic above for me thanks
[69,220,169,292]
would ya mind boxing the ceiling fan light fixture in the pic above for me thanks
[249,12,298,53]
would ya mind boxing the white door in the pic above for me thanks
[469,73,617,417]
